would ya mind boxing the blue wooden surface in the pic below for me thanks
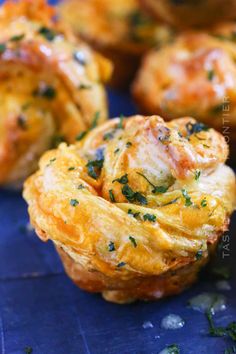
[0,89,236,354]
[0,0,236,352]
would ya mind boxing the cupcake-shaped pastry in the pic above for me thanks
[139,0,236,28]
[23,115,236,304]
[58,0,174,88]
[0,0,111,187]
[132,31,236,142]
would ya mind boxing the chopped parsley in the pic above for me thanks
[126,142,132,148]
[201,198,207,207]
[33,85,56,100]
[109,189,116,203]
[112,174,128,184]
[108,241,115,252]
[76,131,87,141]
[76,111,100,141]
[51,135,65,148]
[86,158,104,179]
[68,167,75,171]
[70,199,79,207]
[137,172,168,194]
[117,114,124,129]
[46,157,56,166]
[103,131,114,141]
[143,213,156,222]
[207,69,215,81]
[225,345,236,354]
[74,51,87,65]
[17,114,27,130]
[10,33,25,42]
[182,189,193,207]
[206,310,236,342]
[78,184,85,190]
[128,209,140,218]
[196,250,203,260]
[129,236,137,248]
[117,261,126,268]
[38,26,56,41]
[122,184,147,205]
[78,84,92,90]
[114,148,120,154]
[186,122,209,136]
[195,169,201,181]
[0,43,6,54]
[165,344,180,354]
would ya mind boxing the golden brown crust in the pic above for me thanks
[0,0,112,186]
[138,0,236,28]
[58,0,174,88]
[23,115,236,303]
[132,30,236,140]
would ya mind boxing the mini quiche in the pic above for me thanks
[0,0,111,187]
[23,115,236,304]
[139,0,236,28]
[132,30,236,142]
[58,0,174,88]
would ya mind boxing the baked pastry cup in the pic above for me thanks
[132,30,236,143]
[58,0,174,88]
[0,0,112,187]
[23,115,236,304]
[139,0,236,28]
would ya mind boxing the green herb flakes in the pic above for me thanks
[201,198,207,207]
[78,84,92,90]
[86,158,104,179]
[108,241,115,252]
[122,184,147,205]
[103,131,114,141]
[143,213,156,222]
[76,112,100,141]
[195,169,201,181]
[0,43,6,54]
[129,236,137,248]
[70,199,79,207]
[126,142,132,148]
[10,33,25,42]
[207,69,215,81]
[128,209,140,218]
[182,189,193,207]
[109,189,116,203]
[117,114,124,129]
[33,85,56,100]
[137,172,168,194]
[186,122,209,136]
[112,174,128,184]
[38,26,56,41]
[196,250,203,260]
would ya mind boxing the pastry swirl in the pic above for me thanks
[58,0,173,88]
[0,0,111,186]
[23,115,236,303]
[132,30,236,142]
